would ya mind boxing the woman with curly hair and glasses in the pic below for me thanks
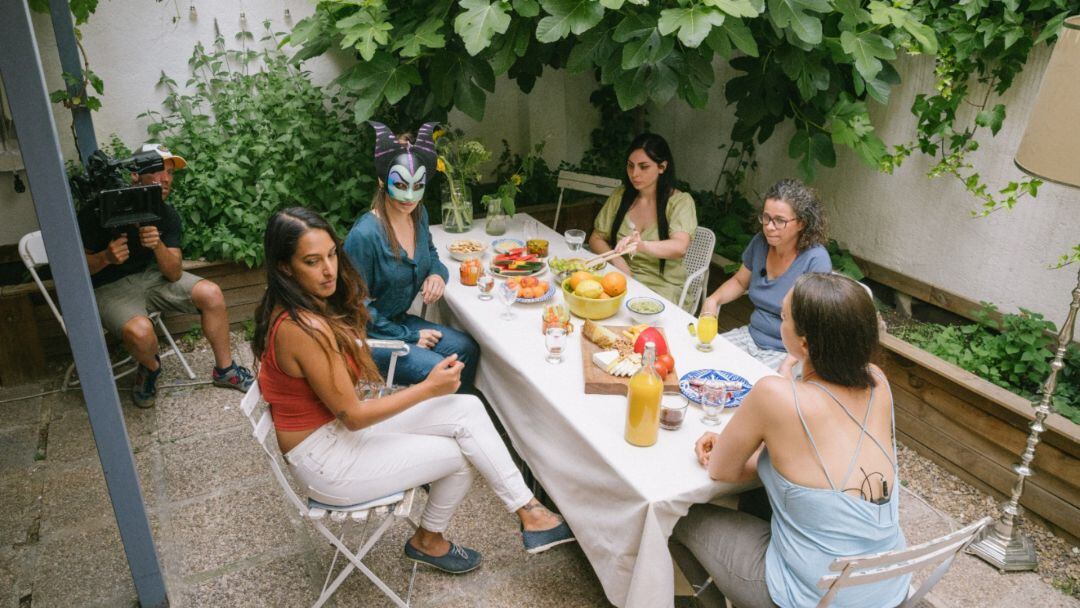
[701,178,831,372]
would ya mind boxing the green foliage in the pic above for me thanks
[487,139,548,215]
[141,22,376,266]
[896,305,1080,425]
[286,0,937,183]
[179,326,204,351]
[883,0,1073,217]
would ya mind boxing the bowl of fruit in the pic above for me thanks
[561,270,627,319]
[506,276,554,303]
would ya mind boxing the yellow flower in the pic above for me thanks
[511,174,523,186]
[433,128,446,141]
[437,157,446,173]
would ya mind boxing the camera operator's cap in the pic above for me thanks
[139,143,187,170]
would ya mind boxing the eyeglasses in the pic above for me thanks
[759,212,793,229]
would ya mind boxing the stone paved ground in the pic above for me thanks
[0,336,1076,607]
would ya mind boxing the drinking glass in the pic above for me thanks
[523,218,538,243]
[477,274,494,300]
[564,229,586,251]
[544,326,567,364]
[659,392,688,430]
[497,281,517,320]
[700,380,727,426]
[696,311,718,352]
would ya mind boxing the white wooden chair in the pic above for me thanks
[676,226,716,314]
[551,170,621,232]
[18,230,195,389]
[241,339,421,608]
[815,516,992,607]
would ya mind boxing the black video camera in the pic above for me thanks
[70,148,168,229]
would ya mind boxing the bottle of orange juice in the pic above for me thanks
[625,342,664,447]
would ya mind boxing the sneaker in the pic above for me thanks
[132,358,162,409]
[522,520,576,554]
[212,361,254,392]
[404,541,483,574]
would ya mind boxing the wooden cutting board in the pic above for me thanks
[582,325,679,395]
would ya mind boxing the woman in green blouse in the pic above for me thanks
[588,133,697,305]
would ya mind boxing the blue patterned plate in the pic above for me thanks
[679,369,752,407]
[517,279,556,303]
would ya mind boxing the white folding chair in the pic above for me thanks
[676,226,716,314]
[241,339,421,608]
[815,516,992,607]
[551,170,621,232]
[18,230,195,389]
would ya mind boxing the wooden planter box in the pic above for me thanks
[0,260,266,386]
[879,333,1079,542]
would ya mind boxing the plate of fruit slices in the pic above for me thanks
[506,277,556,303]
[491,246,546,277]
[679,369,752,407]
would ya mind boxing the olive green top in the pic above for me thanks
[593,187,698,305]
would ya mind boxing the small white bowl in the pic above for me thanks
[446,240,486,262]
[625,296,665,324]
[491,238,525,255]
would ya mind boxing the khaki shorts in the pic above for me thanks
[93,266,202,336]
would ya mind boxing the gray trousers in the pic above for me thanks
[671,504,779,608]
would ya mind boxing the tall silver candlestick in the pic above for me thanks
[967,266,1079,570]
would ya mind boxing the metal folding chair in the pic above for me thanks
[815,516,992,607]
[551,170,621,232]
[18,230,195,389]
[241,339,421,608]
[677,226,716,314]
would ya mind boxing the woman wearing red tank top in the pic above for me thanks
[252,208,574,574]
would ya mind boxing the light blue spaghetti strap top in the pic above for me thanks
[759,375,911,608]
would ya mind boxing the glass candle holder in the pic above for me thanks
[659,392,688,430]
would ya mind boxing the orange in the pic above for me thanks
[569,271,594,291]
[601,272,627,297]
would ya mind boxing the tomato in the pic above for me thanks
[657,354,675,375]
[653,362,669,378]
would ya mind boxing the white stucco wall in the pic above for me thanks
[684,50,1080,326]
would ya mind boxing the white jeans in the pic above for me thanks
[285,394,533,533]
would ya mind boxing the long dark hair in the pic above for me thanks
[252,207,382,385]
[791,273,878,389]
[608,133,676,276]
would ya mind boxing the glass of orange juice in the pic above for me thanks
[696,311,718,351]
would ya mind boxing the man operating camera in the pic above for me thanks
[78,143,253,408]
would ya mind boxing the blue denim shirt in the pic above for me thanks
[343,208,449,343]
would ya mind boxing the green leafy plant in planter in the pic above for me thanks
[140,21,376,267]
[895,304,1080,425]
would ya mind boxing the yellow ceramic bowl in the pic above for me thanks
[561,277,626,320]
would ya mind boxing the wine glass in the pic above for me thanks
[477,273,494,300]
[544,326,567,364]
[497,281,517,320]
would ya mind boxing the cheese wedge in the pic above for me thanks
[592,350,619,372]
[583,320,619,349]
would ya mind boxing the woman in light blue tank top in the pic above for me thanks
[673,273,909,608]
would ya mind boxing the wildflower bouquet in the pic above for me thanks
[435,128,490,232]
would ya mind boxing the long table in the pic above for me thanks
[429,214,775,608]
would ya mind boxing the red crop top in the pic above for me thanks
[258,312,353,432]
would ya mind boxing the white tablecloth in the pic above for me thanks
[430,214,775,608]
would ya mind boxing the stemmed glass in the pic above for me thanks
[496,281,517,320]
[544,327,567,364]
[699,381,728,426]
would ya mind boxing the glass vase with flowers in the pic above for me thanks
[435,128,490,233]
